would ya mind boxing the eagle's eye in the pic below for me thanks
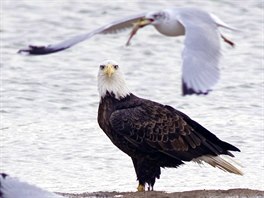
[100,65,105,70]
[113,65,119,69]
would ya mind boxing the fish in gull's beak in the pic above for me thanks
[126,18,153,46]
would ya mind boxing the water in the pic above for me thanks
[1,0,263,193]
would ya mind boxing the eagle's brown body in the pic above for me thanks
[98,91,241,190]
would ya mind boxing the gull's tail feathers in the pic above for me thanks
[210,13,240,31]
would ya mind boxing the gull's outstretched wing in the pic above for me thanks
[18,13,146,55]
[177,8,221,95]
[0,173,64,198]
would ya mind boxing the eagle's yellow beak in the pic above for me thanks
[104,64,115,77]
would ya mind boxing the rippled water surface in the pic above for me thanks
[1,0,263,193]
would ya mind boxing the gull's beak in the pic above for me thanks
[104,64,115,77]
[126,18,153,46]
[135,18,153,28]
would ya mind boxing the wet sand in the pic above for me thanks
[59,189,264,198]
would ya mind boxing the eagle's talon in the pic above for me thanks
[137,184,145,192]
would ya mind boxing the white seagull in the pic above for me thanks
[0,173,64,198]
[18,7,237,95]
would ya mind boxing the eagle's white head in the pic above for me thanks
[97,60,130,100]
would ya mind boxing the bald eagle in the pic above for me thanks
[97,60,243,191]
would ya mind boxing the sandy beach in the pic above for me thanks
[59,189,264,198]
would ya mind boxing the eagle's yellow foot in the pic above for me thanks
[137,184,145,192]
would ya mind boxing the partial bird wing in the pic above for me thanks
[0,173,64,198]
[109,99,239,162]
[209,13,239,31]
[177,8,221,95]
[18,13,146,55]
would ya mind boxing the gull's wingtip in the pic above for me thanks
[17,48,31,55]
[0,173,8,179]
[182,80,211,96]
[17,45,66,55]
[182,89,211,96]
[17,45,48,55]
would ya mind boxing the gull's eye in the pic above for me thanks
[153,12,164,20]
[100,65,105,70]
[113,65,119,69]
[153,13,160,19]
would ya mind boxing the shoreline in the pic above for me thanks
[59,188,264,198]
